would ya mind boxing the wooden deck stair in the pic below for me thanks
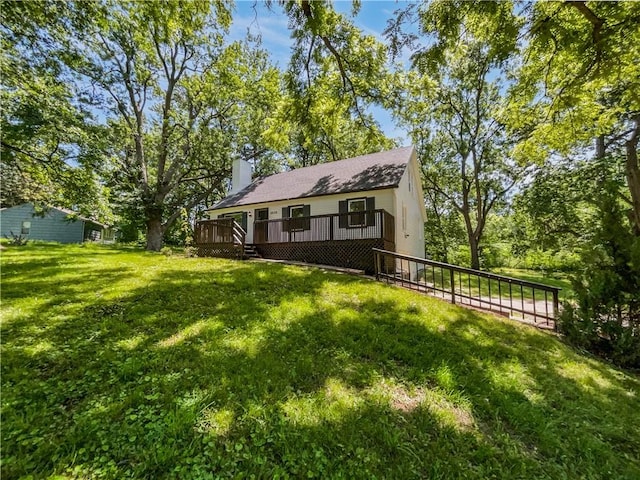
[243,244,261,260]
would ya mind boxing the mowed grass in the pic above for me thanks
[1,244,639,479]
[493,268,574,301]
[420,267,564,306]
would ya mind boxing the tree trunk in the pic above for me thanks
[145,208,165,251]
[625,120,640,236]
[461,208,481,270]
[468,233,480,270]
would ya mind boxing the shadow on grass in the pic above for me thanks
[2,246,639,478]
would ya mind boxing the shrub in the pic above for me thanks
[4,231,29,246]
[522,249,581,273]
[184,246,197,258]
[160,246,173,257]
[557,183,640,369]
[479,242,512,269]
[448,245,471,268]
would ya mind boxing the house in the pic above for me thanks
[0,203,113,243]
[195,146,426,273]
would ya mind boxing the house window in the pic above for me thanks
[290,205,305,219]
[348,198,366,227]
[289,205,306,231]
[255,208,269,221]
[21,221,31,235]
[338,197,374,228]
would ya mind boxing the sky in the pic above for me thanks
[228,1,417,144]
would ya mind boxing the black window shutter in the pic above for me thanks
[282,207,290,232]
[366,197,376,226]
[303,205,311,230]
[241,212,248,231]
[338,200,348,228]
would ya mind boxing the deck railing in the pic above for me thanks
[194,218,246,245]
[194,218,246,259]
[254,209,394,245]
[373,248,561,329]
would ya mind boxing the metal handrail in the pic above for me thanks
[373,249,559,292]
[373,248,561,329]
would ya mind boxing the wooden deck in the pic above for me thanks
[195,210,396,273]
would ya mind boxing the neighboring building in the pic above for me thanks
[0,203,112,243]
[195,146,426,273]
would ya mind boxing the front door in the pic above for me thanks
[254,208,269,242]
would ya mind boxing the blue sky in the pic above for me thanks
[229,1,417,144]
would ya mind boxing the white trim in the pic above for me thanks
[347,198,367,227]
[289,205,305,218]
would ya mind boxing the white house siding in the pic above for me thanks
[208,189,396,244]
[393,151,426,259]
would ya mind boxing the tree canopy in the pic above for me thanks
[0,1,112,221]
[3,0,638,252]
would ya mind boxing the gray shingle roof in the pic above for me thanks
[211,146,414,210]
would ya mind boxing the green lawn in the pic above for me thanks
[493,268,574,301]
[419,266,566,307]
[2,244,639,479]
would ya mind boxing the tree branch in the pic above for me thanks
[568,1,605,47]
[299,0,372,129]
[1,141,60,167]
[163,184,219,230]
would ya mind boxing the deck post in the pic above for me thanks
[330,215,334,241]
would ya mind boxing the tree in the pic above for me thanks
[559,178,640,369]
[509,1,640,235]
[422,186,466,264]
[387,0,640,236]
[511,158,611,255]
[508,2,640,367]
[52,0,282,250]
[392,4,528,269]
[0,0,112,222]
[73,0,229,251]
[266,0,394,167]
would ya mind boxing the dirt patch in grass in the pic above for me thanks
[389,385,426,413]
